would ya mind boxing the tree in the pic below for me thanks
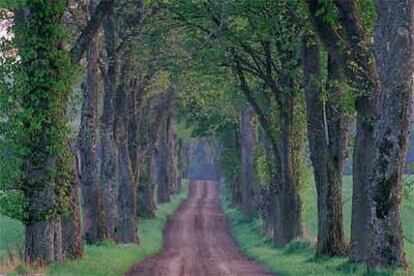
[309,0,413,268]
[303,35,349,256]
[11,0,74,263]
[78,6,108,243]
[365,0,414,268]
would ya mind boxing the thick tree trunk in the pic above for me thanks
[304,37,348,256]
[308,0,380,262]
[350,97,377,261]
[62,183,83,259]
[15,2,72,264]
[239,104,258,215]
[114,51,139,244]
[365,0,414,268]
[79,33,108,244]
[274,95,303,247]
[24,168,63,263]
[61,155,83,260]
[25,219,62,264]
[100,8,118,238]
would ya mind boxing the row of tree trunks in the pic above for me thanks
[14,1,83,264]
[309,0,414,268]
[303,37,348,256]
[136,90,178,216]
[155,115,180,203]
[234,64,303,247]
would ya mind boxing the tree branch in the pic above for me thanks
[70,0,114,64]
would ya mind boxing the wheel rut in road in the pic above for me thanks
[126,180,274,276]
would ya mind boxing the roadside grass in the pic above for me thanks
[1,180,188,276]
[0,215,24,274]
[221,176,413,275]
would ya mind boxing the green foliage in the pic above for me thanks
[357,0,376,34]
[0,213,23,260]
[0,0,26,9]
[254,144,270,188]
[0,0,74,222]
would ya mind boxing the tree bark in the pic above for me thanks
[234,62,302,246]
[70,0,115,63]
[115,50,139,244]
[61,160,83,259]
[308,0,380,262]
[24,202,62,264]
[274,95,303,247]
[14,1,70,264]
[304,37,348,256]
[366,0,414,268]
[156,116,172,203]
[239,104,258,215]
[79,32,108,244]
[100,7,118,239]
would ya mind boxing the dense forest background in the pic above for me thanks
[0,0,414,275]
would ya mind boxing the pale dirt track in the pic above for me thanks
[126,180,274,276]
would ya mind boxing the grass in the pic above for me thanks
[221,176,414,275]
[0,215,24,273]
[0,180,188,275]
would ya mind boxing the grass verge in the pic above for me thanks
[1,180,188,276]
[220,180,411,276]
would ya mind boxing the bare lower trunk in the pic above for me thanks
[116,140,138,243]
[115,51,138,244]
[167,120,179,195]
[304,38,347,256]
[239,104,258,215]
[79,33,107,243]
[365,0,414,268]
[61,158,83,259]
[155,117,171,203]
[137,154,157,217]
[25,219,62,264]
[100,9,118,238]
[274,95,302,246]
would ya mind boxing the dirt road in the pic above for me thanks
[126,180,273,276]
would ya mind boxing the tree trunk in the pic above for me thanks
[100,8,118,239]
[239,104,258,215]
[14,1,69,264]
[137,153,157,217]
[167,119,179,195]
[274,95,303,247]
[61,154,83,260]
[115,51,139,244]
[304,37,348,256]
[156,116,172,203]
[308,0,380,262]
[365,0,414,268]
[79,32,108,244]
